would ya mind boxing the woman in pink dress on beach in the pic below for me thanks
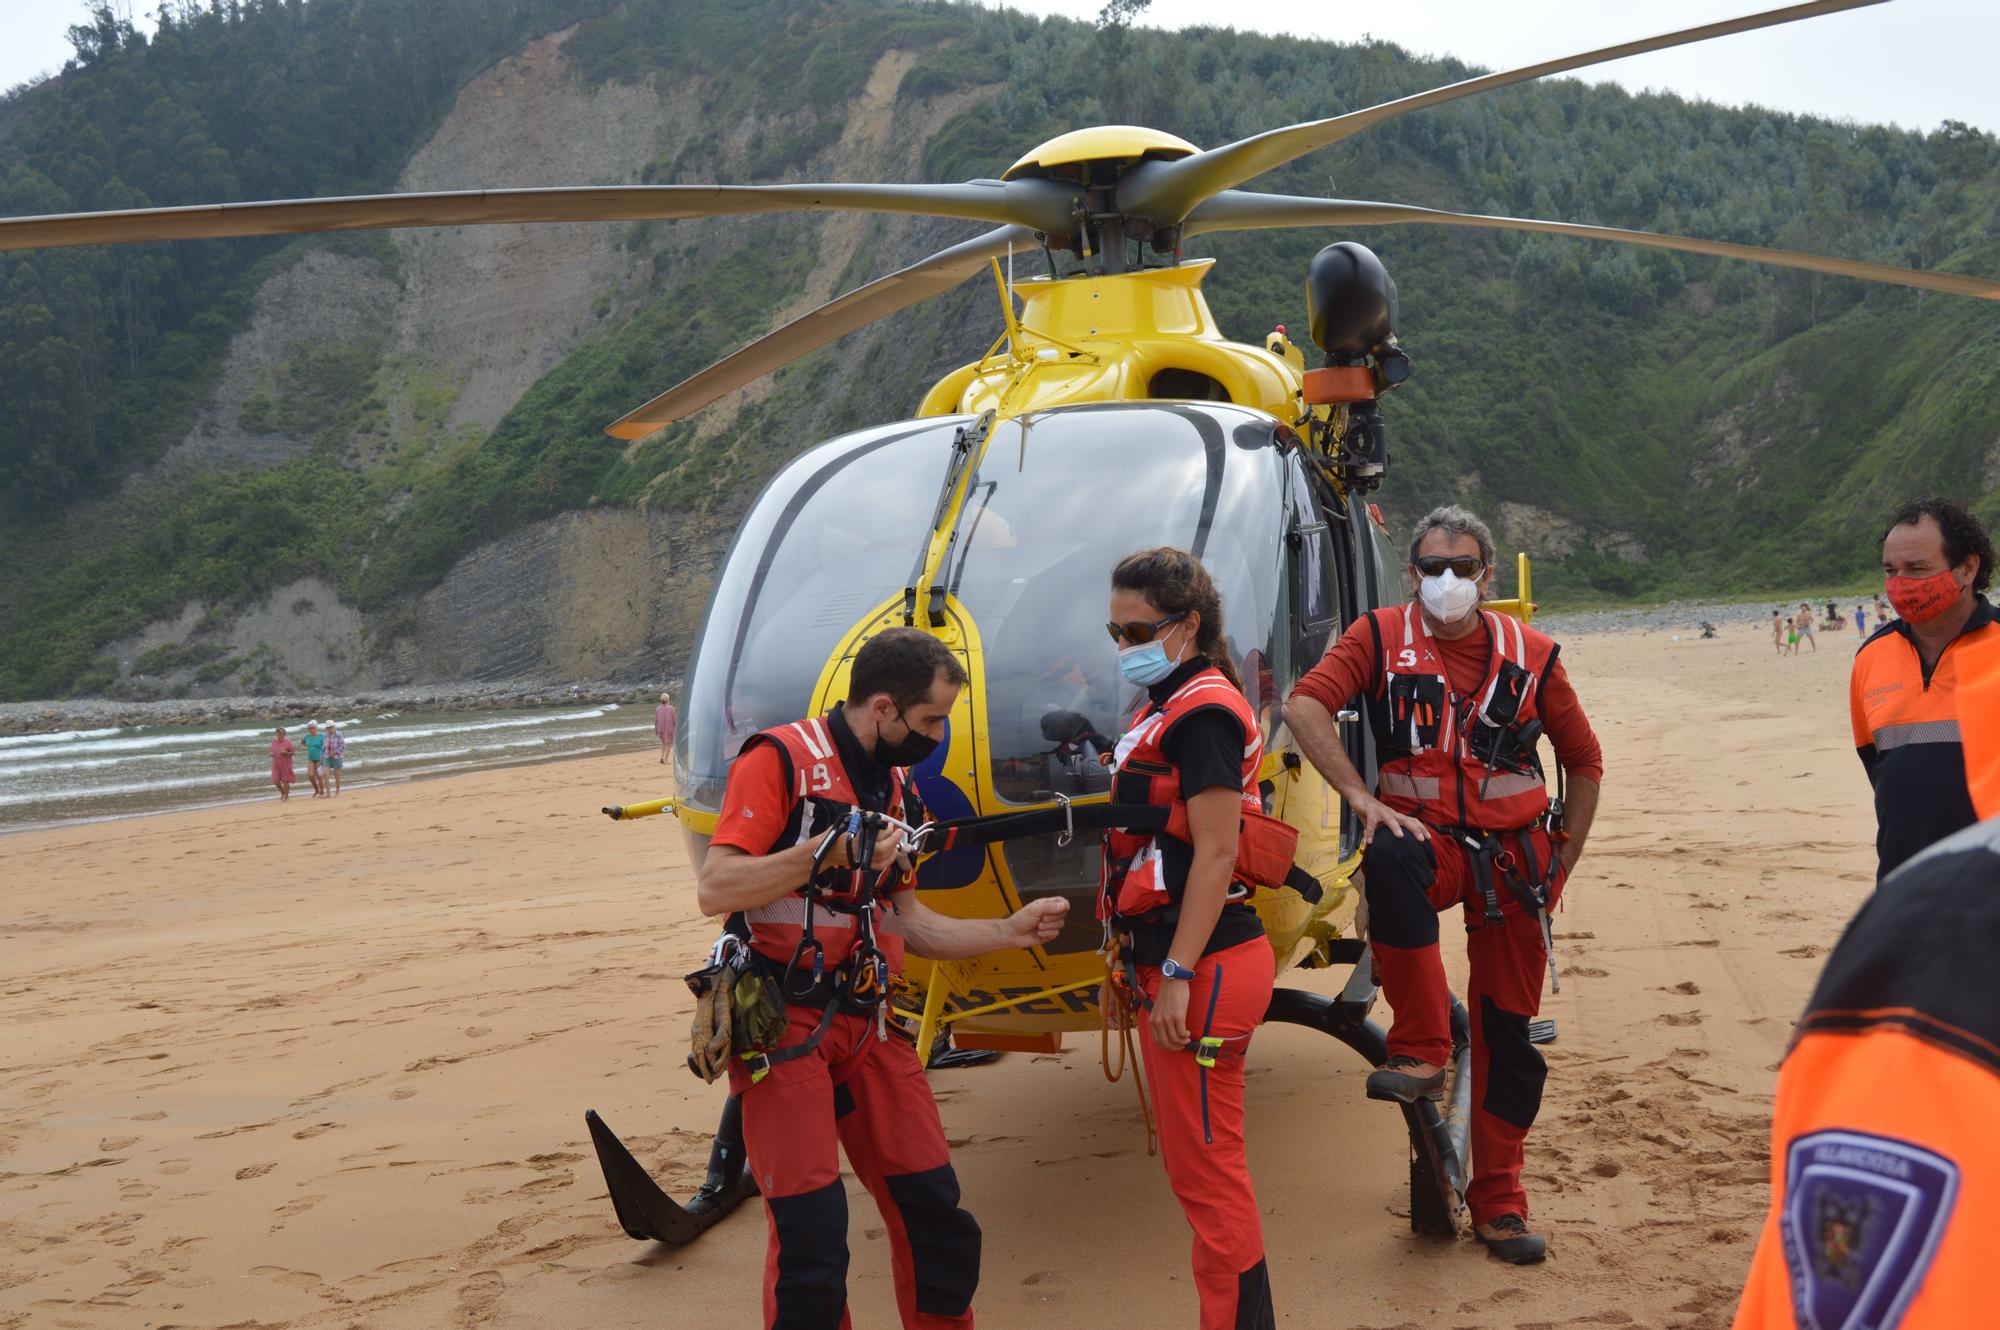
[270,727,296,800]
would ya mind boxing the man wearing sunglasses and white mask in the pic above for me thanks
[1285,504,1603,1264]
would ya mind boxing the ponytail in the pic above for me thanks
[1110,547,1245,694]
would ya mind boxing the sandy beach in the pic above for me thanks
[0,621,1877,1329]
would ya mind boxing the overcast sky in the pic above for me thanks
[2,0,1995,135]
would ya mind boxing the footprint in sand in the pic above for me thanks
[159,1158,192,1175]
[1562,964,1610,978]
[1669,980,1702,995]
[1780,944,1824,960]
[235,1162,277,1180]
[1657,1011,1705,1027]
[130,1111,168,1121]
[99,1135,139,1151]
[390,1088,417,1100]
[292,1122,341,1140]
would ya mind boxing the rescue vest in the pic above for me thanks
[1363,602,1561,832]
[733,714,909,973]
[1849,601,1997,877]
[1099,666,1294,921]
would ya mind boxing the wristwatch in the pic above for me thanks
[1159,957,1196,982]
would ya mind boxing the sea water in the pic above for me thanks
[0,704,656,833]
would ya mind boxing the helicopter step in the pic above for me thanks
[1263,979,1472,1238]
[586,1103,758,1246]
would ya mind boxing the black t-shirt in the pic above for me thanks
[1115,659,1268,963]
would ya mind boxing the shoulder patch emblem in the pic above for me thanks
[1780,1129,1959,1330]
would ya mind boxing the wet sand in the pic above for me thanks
[0,623,1874,1328]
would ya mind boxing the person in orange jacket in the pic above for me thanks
[1733,633,2000,1329]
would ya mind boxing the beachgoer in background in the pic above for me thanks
[1854,603,1868,639]
[270,728,295,801]
[324,723,346,796]
[1786,615,1800,656]
[654,692,676,765]
[1771,609,1785,656]
[1875,592,1891,624]
[302,721,327,797]
[1795,602,1817,653]
[1850,497,1997,880]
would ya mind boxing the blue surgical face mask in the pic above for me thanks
[1118,640,1175,686]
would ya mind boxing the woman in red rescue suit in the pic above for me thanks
[1102,548,1278,1330]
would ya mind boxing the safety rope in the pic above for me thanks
[1099,935,1159,1158]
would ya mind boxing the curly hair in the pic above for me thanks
[1110,547,1245,692]
[1882,497,1993,596]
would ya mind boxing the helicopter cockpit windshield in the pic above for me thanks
[674,403,1293,947]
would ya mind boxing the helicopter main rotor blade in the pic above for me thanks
[606,225,1034,439]
[1183,191,2000,301]
[0,181,1075,253]
[1118,0,1886,225]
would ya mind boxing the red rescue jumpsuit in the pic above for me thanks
[714,710,981,1330]
[1291,603,1603,1226]
[1105,658,1278,1330]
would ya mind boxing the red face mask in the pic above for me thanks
[1886,569,1963,624]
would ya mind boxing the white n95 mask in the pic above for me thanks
[1419,569,1481,624]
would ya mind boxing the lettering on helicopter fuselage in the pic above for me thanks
[945,985,1100,1017]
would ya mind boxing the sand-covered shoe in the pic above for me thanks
[1475,1213,1548,1264]
[1365,1055,1446,1102]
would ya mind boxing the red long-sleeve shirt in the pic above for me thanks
[1290,610,1604,785]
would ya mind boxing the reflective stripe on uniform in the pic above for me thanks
[1479,771,1549,799]
[1380,771,1440,801]
[1874,719,1966,751]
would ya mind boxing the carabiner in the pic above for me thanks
[785,935,826,999]
[1053,791,1074,848]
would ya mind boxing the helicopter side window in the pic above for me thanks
[1288,458,1342,669]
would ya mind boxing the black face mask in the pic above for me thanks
[874,709,941,768]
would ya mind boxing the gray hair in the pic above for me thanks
[1408,504,1496,567]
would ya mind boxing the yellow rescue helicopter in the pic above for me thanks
[7,0,1997,1247]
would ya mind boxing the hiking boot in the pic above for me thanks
[1365,1055,1446,1103]
[1475,1213,1548,1264]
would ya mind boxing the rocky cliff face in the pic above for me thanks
[94,22,995,700]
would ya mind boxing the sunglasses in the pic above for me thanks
[1415,555,1484,579]
[1105,612,1186,646]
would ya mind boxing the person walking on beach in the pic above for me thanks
[1284,504,1604,1265]
[302,721,327,797]
[270,727,296,800]
[1795,602,1817,653]
[1854,602,1868,639]
[1771,609,1786,655]
[699,628,1066,1328]
[654,692,677,765]
[323,723,346,796]
[1850,497,1997,880]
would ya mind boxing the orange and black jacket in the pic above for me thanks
[1732,814,2000,1329]
[1849,597,1997,879]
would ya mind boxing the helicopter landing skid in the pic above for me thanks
[1263,983,1472,1238]
[586,1107,758,1246]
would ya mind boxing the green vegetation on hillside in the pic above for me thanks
[2,0,1998,700]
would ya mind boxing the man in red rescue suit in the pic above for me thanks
[1732,633,2000,1329]
[1285,504,1603,1263]
[698,628,1068,1329]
